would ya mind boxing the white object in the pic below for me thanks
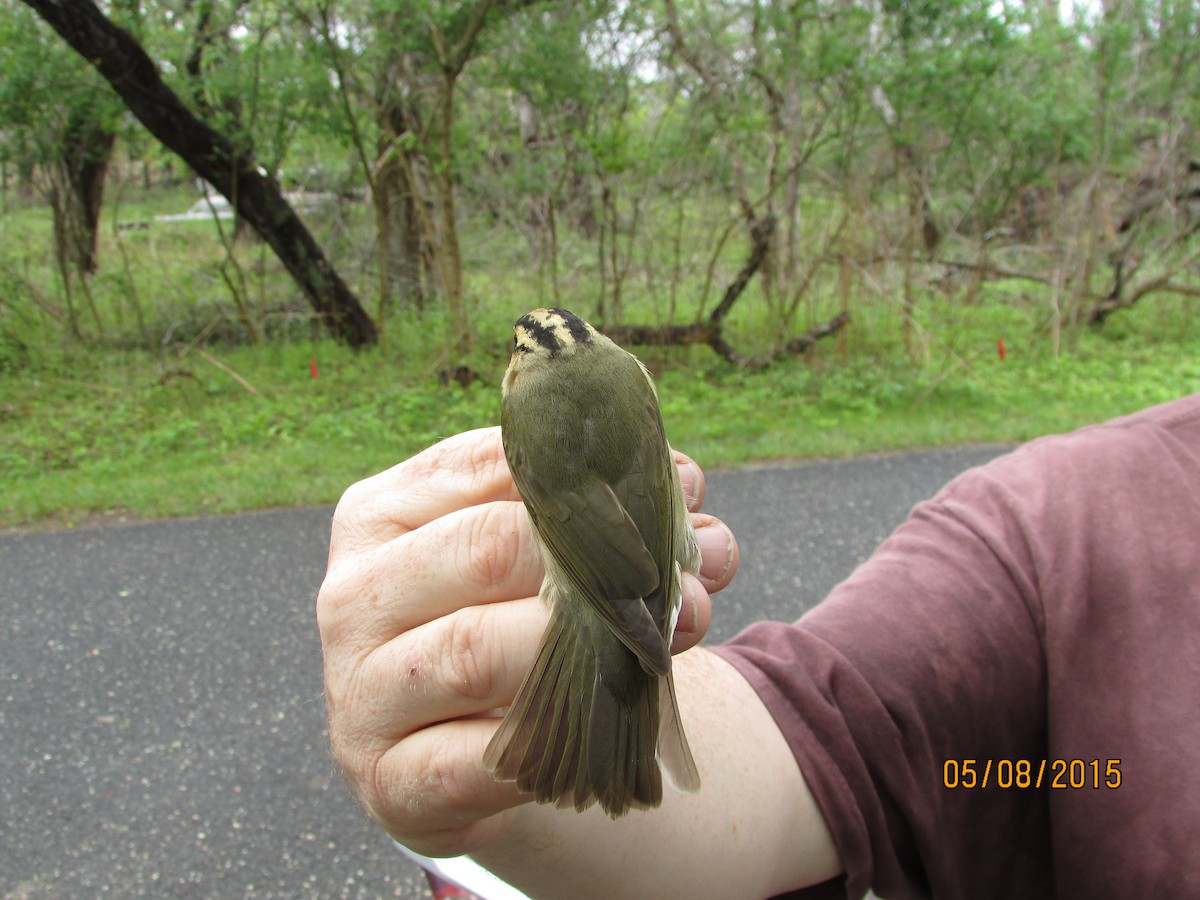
[394,843,532,900]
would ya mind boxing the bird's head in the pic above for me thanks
[503,307,603,394]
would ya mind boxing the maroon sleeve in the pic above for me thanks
[716,470,1053,898]
[714,393,1200,898]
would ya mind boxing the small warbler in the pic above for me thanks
[484,307,701,818]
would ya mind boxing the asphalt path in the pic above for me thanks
[1,444,1009,898]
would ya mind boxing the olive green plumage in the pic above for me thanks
[484,307,701,818]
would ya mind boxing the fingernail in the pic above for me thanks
[695,522,734,582]
[678,460,702,508]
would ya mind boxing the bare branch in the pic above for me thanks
[1089,240,1200,325]
[21,0,377,346]
[601,215,847,368]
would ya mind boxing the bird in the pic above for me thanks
[484,307,701,818]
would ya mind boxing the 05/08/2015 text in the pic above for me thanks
[942,758,1122,790]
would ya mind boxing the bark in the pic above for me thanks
[603,313,848,369]
[374,152,426,309]
[602,215,849,368]
[23,0,377,347]
[1088,236,1200,326]
[183,0,254,242]
[375,65,426,311]
[45,105,115,339]
[425,0,497,357]
[52,106,115,276]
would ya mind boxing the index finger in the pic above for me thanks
[330,428,709,562]
[329,427,518,562]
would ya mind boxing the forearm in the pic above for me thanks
[319,430,835,895]
[470,648,842,899]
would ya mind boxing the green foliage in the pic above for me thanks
[0,2,127,166]
[2,0,1199,528]
[3,262,1199,528]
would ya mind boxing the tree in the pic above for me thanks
[21,0,377,347]
[0,6,122,337]
[303,0,545,352]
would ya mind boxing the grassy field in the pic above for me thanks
[3,187,1199,530]
[4,301,1197,531]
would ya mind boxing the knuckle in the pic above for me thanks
[323,659,377,772]
[364,732,479,853]
[441,606,496,703]
[328,478,390,566]
[409,427,503,485]
[330,478,377,539]
[334,476,372,518]
[454,501,529,591]
[462,516,516,587]
[448,426,505,478]
[415,729,477,813]
[314,569,349,636]
[329,729,386,824]
[314,564,376,646]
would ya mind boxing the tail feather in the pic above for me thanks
[587,669,663,814]
[656,671,701,794]
[484,613,593,810]
[484,604,696,818]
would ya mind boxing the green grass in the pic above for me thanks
[3,185,1199,530]
[4,297,1198,531]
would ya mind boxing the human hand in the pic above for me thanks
[316,426,740,858]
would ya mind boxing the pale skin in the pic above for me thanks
[317,427,842,899]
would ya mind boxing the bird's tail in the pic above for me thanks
[483,605,699,818]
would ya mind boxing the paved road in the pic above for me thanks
[1,445,1008,898]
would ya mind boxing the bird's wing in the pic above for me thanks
[611,413,681,635]
[513,461,672,677]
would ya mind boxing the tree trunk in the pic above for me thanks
[58,106,115,276]
[376,81,426,311]
[375,156,426,310]
[23,0,377,348]
[434,71,469,356]
[45,105,115,340]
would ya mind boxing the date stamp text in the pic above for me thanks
[943,758,1122,790]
